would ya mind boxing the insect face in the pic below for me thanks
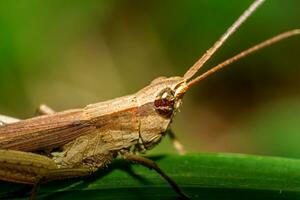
[135,77,186,150]
[154,87,175,118]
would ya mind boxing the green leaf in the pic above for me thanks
[1,153,300,199]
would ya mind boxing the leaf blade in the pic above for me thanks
[2,153,300,199]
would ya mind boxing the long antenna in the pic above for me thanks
[184,0,265,81]
[185,29,300,90]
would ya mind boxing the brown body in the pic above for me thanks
[0,0,299,199]
[0,77,183,168]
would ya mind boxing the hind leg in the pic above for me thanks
[0,150,93,199]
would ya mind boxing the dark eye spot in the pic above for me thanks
[154,88,175,118]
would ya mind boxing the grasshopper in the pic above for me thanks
[0,0,299,199]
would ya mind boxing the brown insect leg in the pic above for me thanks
[30,178,41,200]
[167,129,186,155]
[36,104,56,115]
[123,153,189,199]
[28,168,94,200]
[0,150,93,199]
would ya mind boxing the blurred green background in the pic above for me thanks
[0,0,299,158]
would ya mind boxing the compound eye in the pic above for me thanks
[154,87,175,118]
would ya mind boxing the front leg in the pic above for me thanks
[167,129,186,155]
[122,152,189,199]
